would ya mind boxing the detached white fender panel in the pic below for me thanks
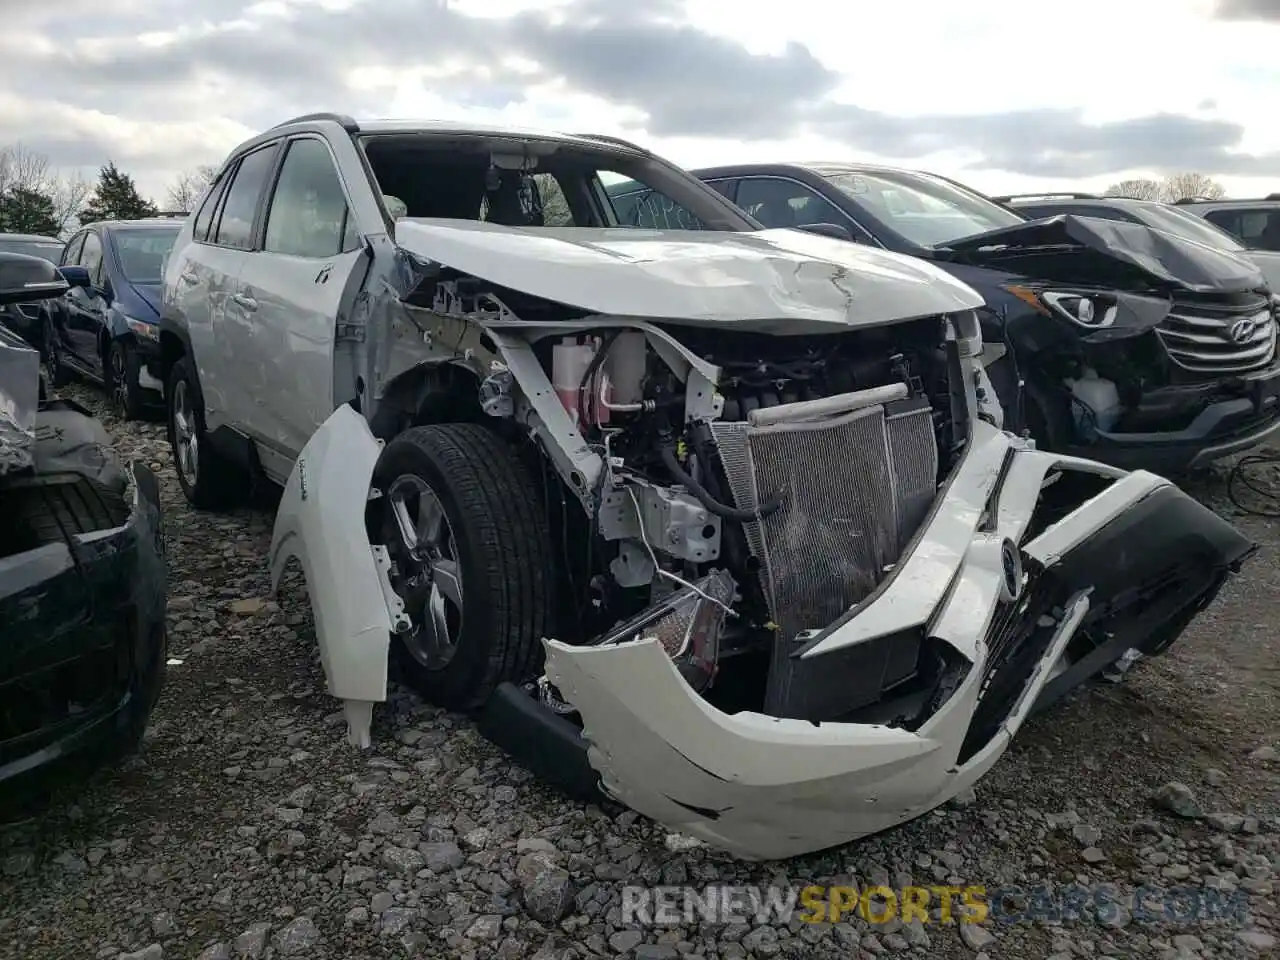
[267,404,409,748]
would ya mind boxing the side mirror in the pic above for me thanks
[0,252,69,306]
[58,265,92,289]
[795,222,853,241]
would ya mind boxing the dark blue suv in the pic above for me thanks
[49,218,184,419]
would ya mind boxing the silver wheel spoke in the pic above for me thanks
[423,589,453,661]
[386,474,464,671]
[430,559,463,607]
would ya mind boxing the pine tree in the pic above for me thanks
[0,186,59,235]
[78,162,159,224]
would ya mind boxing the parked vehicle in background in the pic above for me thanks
[0,233,65,361]
[1175,195,1280,251]
[683,163,1280,474]
[0,251,167,821]
[155,113,1256,860]
[997,192,1280,292]
[0,233,63,260]
[47,218,184,419]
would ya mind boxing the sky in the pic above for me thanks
[2,0,1280,205]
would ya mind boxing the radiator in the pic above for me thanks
[710,390,939,714]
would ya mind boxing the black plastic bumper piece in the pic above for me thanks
[1062,362,1280,473]
[475,683,604,806]
[0,461,168,818]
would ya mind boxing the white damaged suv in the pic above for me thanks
[158,113,1254,860]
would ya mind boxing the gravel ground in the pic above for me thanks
[1,381,1277,960]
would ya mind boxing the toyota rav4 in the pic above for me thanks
[157,114,1254,860]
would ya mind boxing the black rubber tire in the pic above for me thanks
[42,313,68,387]
[166,355,247,510]
[108,338,146,421]
[373,423,556,711]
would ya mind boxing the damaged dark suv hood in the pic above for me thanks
[935,214,1267,294]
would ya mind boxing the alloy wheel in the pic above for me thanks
[109,343,130,417]
[171,378,200,486]
[384,475,464,671]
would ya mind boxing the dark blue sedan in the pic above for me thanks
[47,218,184,419]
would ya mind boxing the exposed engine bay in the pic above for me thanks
[386,273,982,725]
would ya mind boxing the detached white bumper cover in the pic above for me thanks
[541,422,1251,861]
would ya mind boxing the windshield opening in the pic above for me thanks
[824,169,1025,248]
[359,134,750,233]
[114,228,181,283]
[0,239,63,263]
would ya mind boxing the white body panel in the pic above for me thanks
[392,219,985,328]
[266,404,409,747]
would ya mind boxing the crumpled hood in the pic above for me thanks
[392,218,985,332]
[938,214,1266,294]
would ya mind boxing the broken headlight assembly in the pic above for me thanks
[1006,285,1119,330]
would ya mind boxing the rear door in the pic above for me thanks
[180,142,281,435]
[235,135,369,475]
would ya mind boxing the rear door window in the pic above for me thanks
[213,145,279,250]
[1206,208,1280,250]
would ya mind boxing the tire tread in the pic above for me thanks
[381,423,555,710]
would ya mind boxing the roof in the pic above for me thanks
[237,113,649,159]
[0,232,61,242]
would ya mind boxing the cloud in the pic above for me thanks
[811,104,1280,179]
[1,0,1278,202]
[1213,0,1280,21]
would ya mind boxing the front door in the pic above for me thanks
[235,135,368,473]
[62,230,108,376]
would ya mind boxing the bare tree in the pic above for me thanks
[1103,173,1228,203]
[49,172,90,236]
[0,143,94,237]
[1103,178,1164,201]
[1162,172,1227,202]
[165,164,218,213]
[0,143,52,202]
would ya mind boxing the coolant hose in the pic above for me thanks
[659,445,783,521]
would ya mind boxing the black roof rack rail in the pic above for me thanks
[994,191,1100,202]
[153,210,189,218]
[1174,194,1280,204]
[272,112,359,133]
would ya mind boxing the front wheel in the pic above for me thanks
[372,423,556,711]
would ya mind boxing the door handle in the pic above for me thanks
[232,293,258,311]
